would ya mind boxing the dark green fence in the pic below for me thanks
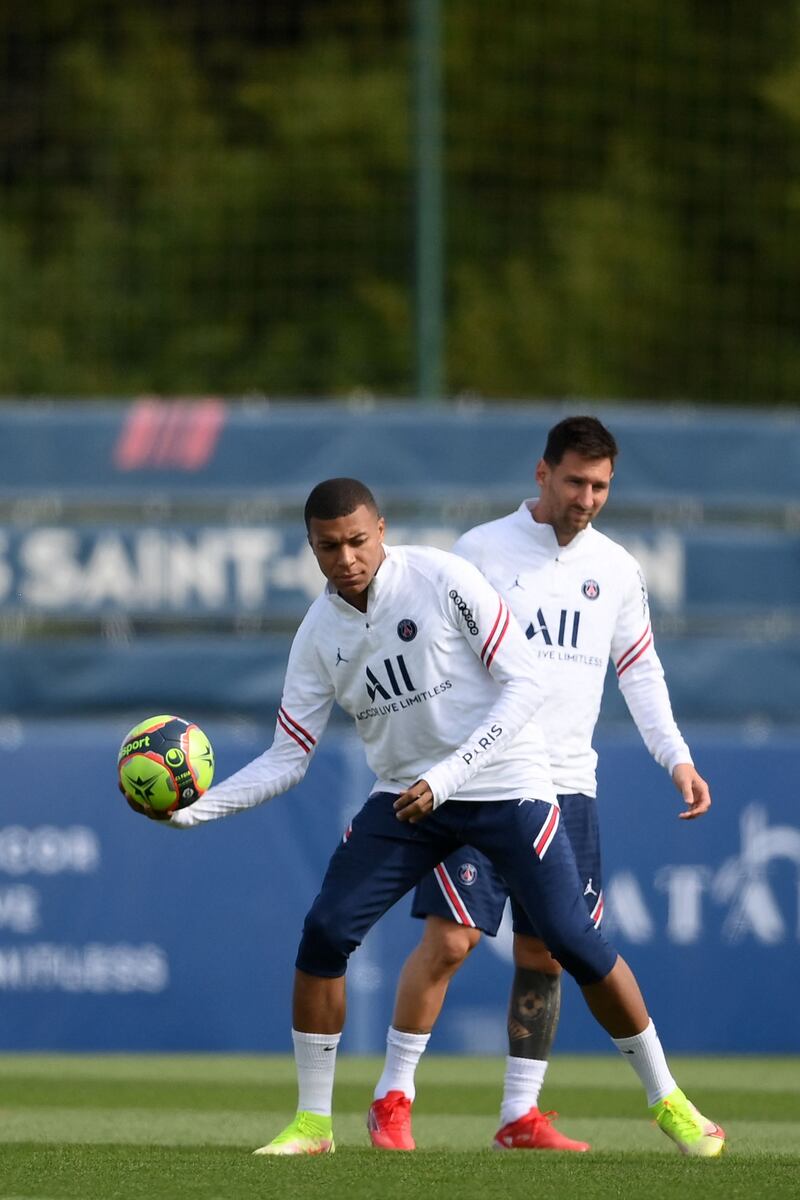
[2,3,800,402]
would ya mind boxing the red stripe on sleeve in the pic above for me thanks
[481,599,505,663]
[279,707,317,746]
[277,711,313,753]
[616,625,651,670]
[617,635,653,678]
[484,609,510,670]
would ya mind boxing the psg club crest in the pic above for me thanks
[397,618,417,642]
[458,862,478,886]
[581,579,600,600]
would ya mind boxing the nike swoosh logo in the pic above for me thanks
[323,1045,336,1052]
[622,1049,635,1054]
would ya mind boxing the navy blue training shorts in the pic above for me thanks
[295,792,616,987]
[411,793,603,936]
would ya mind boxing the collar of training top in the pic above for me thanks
[325,544,393,613]
[518,498,592,554]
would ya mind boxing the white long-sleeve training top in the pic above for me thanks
[172,545,556,827]
[453,501,692,797]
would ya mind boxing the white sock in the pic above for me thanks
[500,1056,548,1126]
[612,1019,677,1106]
[292,1029,341,1116]
[373,1027,431,1101]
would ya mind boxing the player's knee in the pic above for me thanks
[423,919,480,976]
[295,900,357,977]
[535,917,616,988]
[513,933,562,975]
[547,935,615,987]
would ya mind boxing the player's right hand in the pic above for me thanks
[121,784,172,822]
[394,779,434,824]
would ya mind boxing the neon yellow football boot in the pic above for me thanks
[253,1110,335,1156]
[650,1088,725,1157]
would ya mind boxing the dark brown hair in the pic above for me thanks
[542,416,618,466]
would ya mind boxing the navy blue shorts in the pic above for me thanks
[411,794,603,937]
[295,793,616,987]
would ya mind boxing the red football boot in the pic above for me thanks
[367,1090,415,1150]
[493,1107,590,1152]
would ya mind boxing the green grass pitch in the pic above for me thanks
[1,1054,798,1199]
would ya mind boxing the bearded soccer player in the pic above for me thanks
[130,475,723,1159]
[368,418,713,1155]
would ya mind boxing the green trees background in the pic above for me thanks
[2,0,800,403]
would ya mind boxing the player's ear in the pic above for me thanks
[376,514,386,542]
[534,457,548,488]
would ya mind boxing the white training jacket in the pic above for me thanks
[171,545,556,827]
[453,501,692,798]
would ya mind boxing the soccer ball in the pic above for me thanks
[117,715,214,813]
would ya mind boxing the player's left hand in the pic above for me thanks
[394,780,434,824]
[672,763,711,820]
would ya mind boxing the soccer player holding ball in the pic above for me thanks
[368,416,715,1155]
[129,474,723,1159]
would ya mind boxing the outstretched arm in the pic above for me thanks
[128,613,335,828]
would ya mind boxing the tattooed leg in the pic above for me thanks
[507,967,561,1059]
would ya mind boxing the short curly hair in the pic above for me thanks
[304,477,380,531]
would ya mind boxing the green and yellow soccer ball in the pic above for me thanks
[117,715,214,813]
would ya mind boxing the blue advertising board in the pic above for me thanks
[1,400,800,513]
[0,719,797,1055]
[3,522,796,618]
